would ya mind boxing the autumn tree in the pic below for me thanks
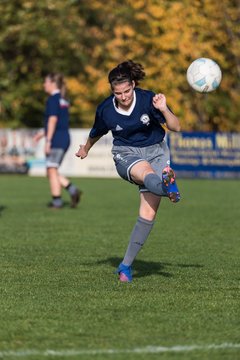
[0,0,239,131]
[0,0,87,127]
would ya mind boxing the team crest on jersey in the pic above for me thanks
[140,114,150,126]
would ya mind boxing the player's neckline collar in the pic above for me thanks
[113,91,136,116]
[51,90,60,95]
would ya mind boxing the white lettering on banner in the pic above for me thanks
[216,133,240,149]
[170,133,213,149]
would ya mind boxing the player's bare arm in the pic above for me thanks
[75,135,102,159]
[153,93,180,132]
[33,130,45,142]
[45,115,58,154]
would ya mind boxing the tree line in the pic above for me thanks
[0,0,239,131]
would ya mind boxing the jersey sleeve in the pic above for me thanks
[89,106,109,138]
[150,104,175,124]
[47,96,59,117]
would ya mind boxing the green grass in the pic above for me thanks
[0,175,239,360]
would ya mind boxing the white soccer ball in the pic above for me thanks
[186,58,222,93]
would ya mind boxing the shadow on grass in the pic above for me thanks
[45,201,78,210]
[0,205,7,216]
[94,257,204,279]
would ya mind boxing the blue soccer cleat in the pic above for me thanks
[116,263,133,283]
[162,166,180,203]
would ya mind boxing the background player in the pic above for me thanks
[34,73,81,209]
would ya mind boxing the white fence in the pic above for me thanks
[1,129,240,178]
[0,129,117,177]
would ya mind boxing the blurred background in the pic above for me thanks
[0,3,239,356]
[0,0,239,178]
[0,0,239,131]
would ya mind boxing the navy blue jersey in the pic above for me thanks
[44,93,70,150]
[89,88,168,147]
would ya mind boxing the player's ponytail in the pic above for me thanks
[46,73,67,99]
[108,60,145,88]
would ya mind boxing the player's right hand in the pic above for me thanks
[75,145,88,159]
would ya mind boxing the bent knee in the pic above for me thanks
[130,161,155,184]
[139,211,156,222]
[139,206,158,221]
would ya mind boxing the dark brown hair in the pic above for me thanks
[46,73,66,98]
[108,60,145,88]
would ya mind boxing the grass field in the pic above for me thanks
[0,175,239,360]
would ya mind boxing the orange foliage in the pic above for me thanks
[0,0,239,130]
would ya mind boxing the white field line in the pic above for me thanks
[0,343,240,357]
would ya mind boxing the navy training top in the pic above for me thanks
[89,88,168,147]
[44,92,70,151]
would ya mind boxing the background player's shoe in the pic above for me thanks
[116,263,132,282]
[70,189,82,208]
[162,166,180,203]
[47,201,62,209]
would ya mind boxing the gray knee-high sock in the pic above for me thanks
[122,216,155,266]
[143,173,167,196]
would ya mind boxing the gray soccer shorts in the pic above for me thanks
[46,148,66,168]
[112,140,170,192]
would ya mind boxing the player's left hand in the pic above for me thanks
[45,142,51,155]
[152,93,167,112]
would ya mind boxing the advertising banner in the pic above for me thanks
[168,132,240,178]
[0,129,239,179]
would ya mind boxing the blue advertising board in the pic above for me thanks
[168,132,240,178]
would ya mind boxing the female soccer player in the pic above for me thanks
[76,60,181,282]
[34,73,81,209]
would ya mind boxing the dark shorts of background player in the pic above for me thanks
[112,140,170,193]
[46,148,66,168]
